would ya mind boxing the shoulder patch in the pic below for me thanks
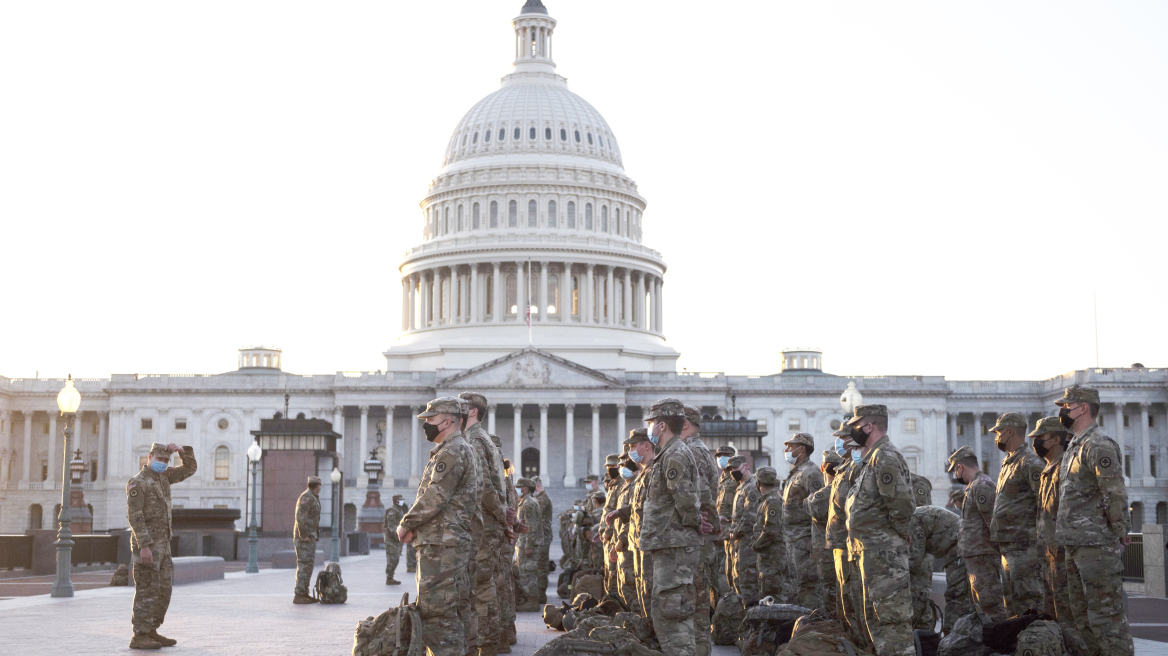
[435,461,447,474]
[667,468,678,480]
[129,488,138,497]
[916,487,925,497]
[1099,456,1112,469]
[128,482,136,490]
[768,509,776,517]
[880,472,893,485]
[1031,470,1041,481]
[301,496,309,505]
[812,480,823,490]
[978,494,987,505]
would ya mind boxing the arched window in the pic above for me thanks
[506,274,518,314]
[548,275,559,314]
[472,132,478,144]
[560,128,567,141]
[514,127,521,140]
[457,205,464,231]
[490,201,498,228]
[601,206,608,232]
[214,446,230,480]
[567,201,575,228]
[508,200,517,227]
[587,133,593,145]
[499,128,506,141]
[574,130,581,143]
[529,127,536,140]
[484,129,491,143]
[548,200,557,227]
[473,202,480,229]
[585,203,593,230]
[545,127,552,140]
[528,200,537,227]
[599,135,604,147]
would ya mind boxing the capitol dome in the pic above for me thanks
[385,0,678,373]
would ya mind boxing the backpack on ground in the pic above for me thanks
[1013,620,1063,656]
[353,592,422,656]
[557,565,579,599]
[535,626,663,656]
[914,629,940,656]
[711,592,746,646]
[110,564,130,586]
[981,613,1043,654]
[937,613,991,656]
[315,561,348,604]
[775,613,867,656]
[738,602,809,656]
[571,572,605,601]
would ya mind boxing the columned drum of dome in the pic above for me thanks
[386,1,678,373]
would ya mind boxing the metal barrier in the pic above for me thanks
[1123,533,1144,580]
[0,535,34,571]
[71,535,119,566]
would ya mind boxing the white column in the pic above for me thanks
[98,411,109,482]
[488,404,497,436]
[561,262,572,322]
[654,277,663,333]
[470,264,479,324]
[23,412,33,483]
[333,406,345,460]
[585,264,595,324]
[622,269,632,326]
[0,410,8,483]
[948,412,957,456]
[539,261,548,322]
[563,404,576,487]
[358,406,369,488]
[658,276,664,333]
[409,405,422,487]
[973,413,983,472]
[384,405,395,485]
[539,403,549,482]
[189,409,203,482]
[513,404,523,468]
[48,413,57,483]
[616,404,627,455]
[605,267,615,325]
[591,404,601,478]
[492,262,503,322]
[408,274,417,330]
[401,278,409,331]
[421,271,431,327]
[1140,403,1152,483]
[1114,403,1126,477]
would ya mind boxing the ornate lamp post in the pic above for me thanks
[246,441,262,573]
[51,375,81,598]
[839,381,863,420]
[330,467,342,562]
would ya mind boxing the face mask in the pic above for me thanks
[1058,406,1076,430]
[850,450,862,465]
[151,460,167,473]
[852,424,870,447]
[995,435,1008,452]
[834,438,849,458]
[608,468,619,480]
[1033,438,1050,459]
[620,467,634,480]
[784,452,798,466]
[717,456,730,469]
[423,419,444,442]
[649,422,663,445]
[731,470,744,481]
[629,449,644,463]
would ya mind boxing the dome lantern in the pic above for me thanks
[511,0,557,76]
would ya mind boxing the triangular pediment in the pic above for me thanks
[436,348,625,389]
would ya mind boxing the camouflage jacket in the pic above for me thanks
[537,491,553,545]
[465,423,508,532]
[294,488,322,542]
[684,433,721,538]
[910,505,961,571]
[783,458,824,542]
[516,493,543,551]
[1036,460,1060,548]
[805,483,832,564]
[991,445,1044,544]
[640,436,703,550]
[629,465,651,547]
[383,502,406,536]
[825,460,854,552]
[400,432,482,546]
[845,436,914,552]
[603,477,628,542]
[1056,423,1129,546]
[716,470,739,523]
[751,487,785,553]
[731,475,762,542]
[613,475,638,551]
[959,472,997,557]
[126,446,197,566]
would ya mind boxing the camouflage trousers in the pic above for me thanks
[650,545,700,656]
[407,542,417,572]
[858,544,914,656]
[463,538,481,652]
[537,544,551,604]
[515,547,542,612]
[730,538,759,606]
[494,543,517,645]
[705,541,730,600]
[1065,542,1134,656]
[692,551,711,656]
[132,554,173,635]
[636,548,655,624]
[723,540,734,588]
[964,553,1006,621]
[998,541,1045,617]
[474,531,503,655]
[940,555,971,635]
[617,549,642,614]
[787,536,822,610]
[1042,545,1088,656]
[818,555,840,621]
[604,547,620,598]
[385,534,402,578]
[834,549,869,651]
[756,546,786,602]
[416,542,473,656]
[294,538,317,597]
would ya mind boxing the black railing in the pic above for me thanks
[0,535,34,571]
[71,535,119,566]
[1122,533,1144,580]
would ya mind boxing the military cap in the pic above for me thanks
[417,396,464,418]
[149,442,171,457]
[988,412,1027,434]
[392,494,403,501]
[592,489,607,501]
[645,397,685,421]
[1029,416,1068,438]
[584,474,599,482]
[531,476,543,486]
[948,488,965,506]
[457,391,488,411]
[714,445,737,458]
[1055,384,1100,407]
[822,450,843,466]
[946,445,976,472]
[784,432,815,449]
[515,477,535,489]
[831,423,854,438]
[623,428,650,446]
[911,474,932,507]
[755,466,778,486]
[727,455,747,468]
[846,404,888,426]
[605,454,621,467]
[682,404,702,427]
[307,476,322,487]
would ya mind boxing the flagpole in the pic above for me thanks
[527,257,533,345]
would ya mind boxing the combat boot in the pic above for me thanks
[129,634,161,650]
[495,637,511,654]
[293,594,319,604]
[148,631,177,647]
[386,576,401,585]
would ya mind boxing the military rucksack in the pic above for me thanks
[710,592,745,646]
[982,613,1043,653]
[738,601,809,656]
[110,564,130,586]
[352,592,422,656]
[1013,620,1063,656]
[315,561,348,604]
[571,572,605,602]
[775,613,868,656]
[534,626,662,656]
[937,613,991,656]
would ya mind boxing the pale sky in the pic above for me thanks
[2,1,1166,382]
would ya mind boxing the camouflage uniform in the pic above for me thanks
[949,445,1006,622]
[127,443,196,640]
[383,498,406,581]
[630,463,654,621]
[750,468,787,602]
[514,483,544,611]
[293,482,322,597]
[498,449,520,650]
[602,458,624,596]
[400,399,483,656]
[715,456,739,591]
[729,461,762,606]
[909,505,970,633]
[535,483,553,604]
[829,454,867,649]
[783,435,824,609]
[464,416,508,656]
[806,450,841,616]
[611,469,642,613]
[845,406,915,656]
[1055,386,1133,656]
[988,413,1046,617]
[681,414,719,656]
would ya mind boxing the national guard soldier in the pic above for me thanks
[384,494,407,585]
[750,466,787,602]
[807,450,842,616]
[988,412,1046,616]
[783,432,824,609]
[1030,416,1087,656]
[498,452,520,652]
[829,426,867,649]
[844,404,915,656]
[126,442,196,650]
[514,477,543,611]
[293,476,323,605]
[1054,385,1133,656]
[714,444,738,596]
[609,428,654,620]
[908,484,971,634]
[610,452,643,612]
[534,476,554,605]
[681,403,720,656]
[397,397,483,656]
[947,444,1006,621]
[728,454,761,606]
[602,452,625,595]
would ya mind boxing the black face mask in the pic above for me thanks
[422,420,443,442]
[607,468,619,480]
[1058,407,1075,430]
[1033,438,1050,459]
[995,436,1008,453]
[731,470,744,481]
[852,424,870,447]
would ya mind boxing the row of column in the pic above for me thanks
[0,409,110,485]
[516,23,552,61]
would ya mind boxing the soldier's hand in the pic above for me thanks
[517,522,530,534]
[506,507,516,526]
[504,527,516,542]
[605,510,618,526]
[719,516,730,524]
[166,443,180,453]
[396,526,409,542]
[140,546,153,566]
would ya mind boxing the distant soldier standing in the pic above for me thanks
[947,444,1005,621]
[498,452,520,652]
[602,453,624,595]
[1054,385,1133,656]
[987,412,1046,616]
[828,426,867,649]
[293,476,322,605]
[534,476,554,605]
[807,450,843,615]
[750,467,786,601]
[514,477,543,611]
[384,494,407,585]
[783,432,824,609]
[126,442,196,650]
[680,404,720,656]
[714,445,738,595]
[728,455,761,605]
[608,448,644,613]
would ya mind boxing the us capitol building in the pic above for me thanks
[1,0,1166,534]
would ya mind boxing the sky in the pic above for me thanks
[2,1,1166,382]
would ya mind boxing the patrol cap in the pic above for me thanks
[948,488,965,506]
[714,445,737,458]
[584,474,599,482]
[392,494,403,501]
[682,405,702,427]
[645,398,685,421]
[822,450,843,466]
[307,476,322,487]
[531,476,543,487]
[149,442,170,457]
[623,428,650,446]
[911,474,932,507]
[946,445,976,472]
[846,404,887,426]
[605,454,621,467]
[1029,416,1068,438]
[592,489,607,501]
[417,396,464,418]
[1055,384,1099,407]
[755,467,778,486]
[727,455,747,468]
[831,423,854,438]
[515,477,535,489]
[457,391,488,411]
[784,433,814,449]
[988,412,1027,434]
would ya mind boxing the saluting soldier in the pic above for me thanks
[293,476,323,605]
[750,467,787,602]
[947,444,1005,621]
[828,425,867,649]
[987,412,1046,616]
[384,494,407,585]
[126,442,196,650]
[783,432,824,609]
[807,450,842,616]
[728,454,761,605]
[714,445,738,595]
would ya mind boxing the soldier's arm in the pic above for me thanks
[751,499,775,551]
[126,482,151,548]
[875,460,914,541]
[663,453,701,528]
[166,446,197,484]
[1090,440,1130,537]
[740,484,761,534]
[697,473,720,533]
[975,481,995,529]
[400,449,464,532]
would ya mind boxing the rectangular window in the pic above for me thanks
[1124,455,1131,477]
[141,418,153,430]
[787,419,800,431]
[90,460,98,482]
[42,423,49,435]
[175,418,187,430]
[904,418,917,432]
[1151,455,1157,478]
[956,424,965,436]
[1123,415,1129,428]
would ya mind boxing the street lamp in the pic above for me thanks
[51,375,81,598]
[839,381,863,419]
[246,441,262,573]
[330,467,342,562]
[526,423,536,444]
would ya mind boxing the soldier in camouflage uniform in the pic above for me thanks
[293,476,323,604]
[807,450,842,616]
[534,476,554,605]
[750,467,787,602]
[1054,385,1133,656]
[844,404,915,656]
[384,495,407,585]
[1030,416,1087,656]
[602,453,624,595]
[498,452,520,652]
[783,432,824,609]
[680,404,719,656]
[514,477,544,611]
[398,398,483,656]
[611,429,655,620]
[609,451,643,613]
[948,444,1006,621]
[908,477,973,633]
[828,426,868,650]
[728,454,761,605]
[988,412,1046,616]
[126,442,196,649]
[714,444,738,597]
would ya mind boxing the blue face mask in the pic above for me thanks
[619,467,635,480]
[649,422,662,445]
[717,456,730,469]
[784,452,798,466]
[629,449,644,463]
[834,438,849,458]
[851,449,862,465]
[151,460,168,473]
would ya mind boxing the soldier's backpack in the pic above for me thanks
[353,592,422,656]
[913,629,940,656]
[110,564,130,586]
[1013,620,1063,656]
[544,603,570,631]
[557,564,579,599]
[738,602,810,656]
[937,613,991,656]
[572,572,605,602]
[315,561,348,604]
[534,626,663,656]
[982,613,1043,654]
[711,592,746,646]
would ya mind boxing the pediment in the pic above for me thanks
[437,348,624,389]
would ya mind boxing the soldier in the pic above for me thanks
[641,398,712,656]
[680,404,720,656]
[514,477,543,611]
[750,466,786,602]
[714,444,738,597]
[987,412,1046,616]
[534,476,554,605]
[1054,385,1133,656]
[497,452,520,652]
[947,444,1006,621]
[609,428,655,620]
[293,476,322,605]
[609,451,644,612]
[807,450,842,616]
[602,453,624,596]
[397,397,483,656]
[828,425,867,649]
[728,454,761,606]
[126,442,196,650]
[783,432,824,609]
[908,489,971,634]
[584,473,600,494]
[383,494,407,585]
[844,404,915,656]
[1030,416,1087,656]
